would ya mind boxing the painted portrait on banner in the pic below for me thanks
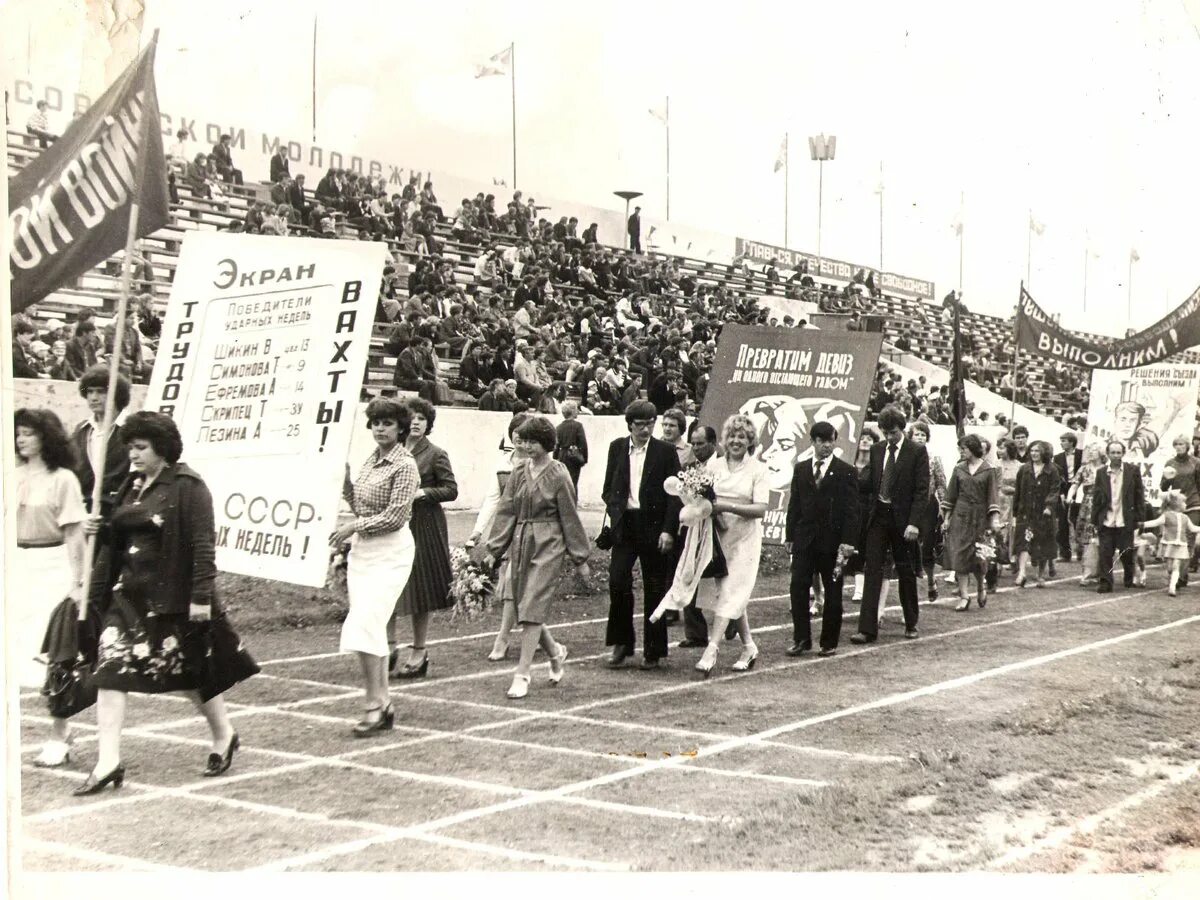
[1086,363,1200,508]
[701,324,884,543]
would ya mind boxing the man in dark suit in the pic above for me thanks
[1054,432,1084,562]
[602,399,681,669]
[627,206,642,253]
[786,421,860,657]
[1091,440,1145,593]
[210,134,243,185]
[269,145,291,183]
[851,405,930,644]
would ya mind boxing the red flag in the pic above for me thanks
[8,37,169,312]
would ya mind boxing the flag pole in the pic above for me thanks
[311,15,318,143]
[665,95,670,221]
[510,42,517,190]
[79,30,160,621]
[783,132,789,247]
[1011,283,1022,428]
[1026,209,1032,286]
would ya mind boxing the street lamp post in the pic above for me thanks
[614,190,643,252]
[808,134,836,278]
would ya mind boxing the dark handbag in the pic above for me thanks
[42,656,97,718]
[701,526,728,579]
[593,511,614,551]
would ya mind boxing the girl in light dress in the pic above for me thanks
[1138,489,1200,597]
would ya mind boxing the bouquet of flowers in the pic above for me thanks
[976,531,998,567]
[448,545,495,623]
[832,544,857,581]
[666,466,717,527]
[327,540,351,592]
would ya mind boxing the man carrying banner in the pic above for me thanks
[850,405,929,644]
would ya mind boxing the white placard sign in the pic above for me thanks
[1086,363,1200,509]
[145,231,387,586]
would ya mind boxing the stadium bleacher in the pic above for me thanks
[14,124,1192,422]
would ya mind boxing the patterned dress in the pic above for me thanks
[93,472,258,699]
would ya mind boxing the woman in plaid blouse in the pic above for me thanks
[332,399,420,736]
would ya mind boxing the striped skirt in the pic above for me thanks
[396,501,453,616]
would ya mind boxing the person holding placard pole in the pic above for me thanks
[334,399,420,736]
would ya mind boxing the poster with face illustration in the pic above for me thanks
[1086,363,1200,508]
[700,324,884,544]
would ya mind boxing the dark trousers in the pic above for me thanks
[1057,499,1078,560]
[858,504,919,636]
[563,461,582,492]
[683,594,709,643]
[1097,525,1135,588]
[606,510,672,660]
[790,548,844,650]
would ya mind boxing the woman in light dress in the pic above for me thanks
[13,409,87,767]
[695,414,769,676]
[1071,443,1106,584]
[333,399,419,737]
[481,417,591,699]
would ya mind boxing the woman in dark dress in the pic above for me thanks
[78,412,258,795]
[1013,439,1060,587]
[390,398,458,677]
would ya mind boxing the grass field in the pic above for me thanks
[13,543,1200,876]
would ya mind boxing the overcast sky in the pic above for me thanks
[8,0,1200,336]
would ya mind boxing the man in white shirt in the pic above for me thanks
[1092,440,1144,593]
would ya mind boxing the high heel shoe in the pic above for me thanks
[73,763,125,796]
[977,582,988,609]
[955,596,971,612]
[732,644,759,672]
[548,644,569,684]
[203,732,240,777]
[352,704,395,737]
[487,641,510,662]
[395,647,429,680]
[694,643,718,678]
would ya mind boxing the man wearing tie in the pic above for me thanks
[602,399,682,669]
[785,422,859,657]
[1054,432,1084,562]
[1091,440,1145,593]
[851,405,930,644]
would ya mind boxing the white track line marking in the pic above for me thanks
[254,590,798,667]
[679,765,828,788]
[21,837,198,872]
[406,832,631,872]
[987,759,1200,870]
[331,610,1200,846]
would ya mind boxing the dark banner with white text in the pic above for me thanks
[8,39,169,312]
[1016,284,1200,369]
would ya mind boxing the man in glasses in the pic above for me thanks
[601,399,682,670]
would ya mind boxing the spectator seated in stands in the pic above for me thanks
[210,134,244,185]
[135,294,162,344]
[187,153,214,200]
[26,100,55,148]
[12,314,40,377]
[474,247,502,290]
[393,335,443,404]
[459,342,492,397]
[479,377,519,411]
[103,315,146,382]
[241,200,269,234]
[261,204,292,236]
[269,145,291,183]
[270,175,292,207]
[419,181,443,219]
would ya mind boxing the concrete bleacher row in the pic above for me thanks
[11,125,1185,419]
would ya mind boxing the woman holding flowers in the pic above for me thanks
[1013,439,1061,587]
[941,433,1001,611]
[695,414,769,676]
[481,416,591,700]
[389,398,458,679]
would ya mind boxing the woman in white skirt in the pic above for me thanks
[13,409,87,765]
[695,414,769,676]
[332,399,419,737]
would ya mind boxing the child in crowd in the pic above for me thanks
[1139,490,1199,596]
